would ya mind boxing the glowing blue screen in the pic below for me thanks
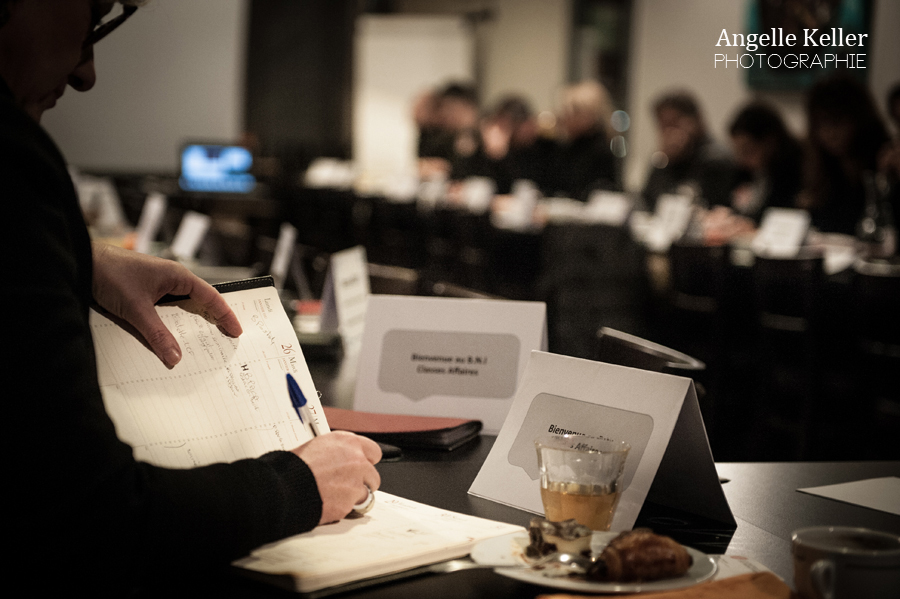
[179,145,256,193]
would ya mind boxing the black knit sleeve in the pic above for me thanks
[2,92,322,593]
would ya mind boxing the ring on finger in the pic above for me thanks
[352,483,375,515]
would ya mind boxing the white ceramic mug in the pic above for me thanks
[792,526,900,599]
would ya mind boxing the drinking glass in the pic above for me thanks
[534,434,630,531]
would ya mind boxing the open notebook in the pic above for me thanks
[234,492,523,593]
[90,277,326,466]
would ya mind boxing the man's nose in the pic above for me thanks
[69,47,97,92]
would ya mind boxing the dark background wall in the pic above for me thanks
[245,0,358,164]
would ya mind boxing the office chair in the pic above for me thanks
[595,327,705,376]
[851,257,900,459]
[750,250,824,460]
[368,262,420,296]
[427,281,503,300]
[592,327,736,459]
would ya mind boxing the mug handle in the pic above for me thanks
[810,559,835,599]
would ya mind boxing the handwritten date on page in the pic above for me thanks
[90,286,326,468]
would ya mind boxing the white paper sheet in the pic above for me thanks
[798,477,900,515]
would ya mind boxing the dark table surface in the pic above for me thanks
[189,436,899,598]
[715,460,900,580]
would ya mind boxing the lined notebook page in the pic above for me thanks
[234,492,524,592]
[91,285,328,468]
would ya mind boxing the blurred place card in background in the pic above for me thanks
[585,190,633,226]
[353,295,547,433]
[469,351,734,531]
[752,207,811,258]
[134,192,167,254]
[319,245,370,347]
[303,158,357,190]
[462,176,496,214]
[169,210,211,262]
[269,222,298,291]
[798,477,900,516]
[492,180,540,231]
[644,194,694,252]
[74,174,129,236]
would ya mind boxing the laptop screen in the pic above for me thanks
[179,144,256,193]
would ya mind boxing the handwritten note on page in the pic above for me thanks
[91,284,327,468]
[234,492,524,592]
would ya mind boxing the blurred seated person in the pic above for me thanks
[642,91,739,211]
[728,102,803,222]
[415,82,479,179]
[798,75,891,236]
[549,80,620,201]
[450,95,555,194]
[878,83,900,223]
[695,205,756,246]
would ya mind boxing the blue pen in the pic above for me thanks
[286,373,321,437]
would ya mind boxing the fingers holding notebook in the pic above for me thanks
[90,242,243,368]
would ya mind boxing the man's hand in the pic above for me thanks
[293,432,382,525]
[91,242,243,367]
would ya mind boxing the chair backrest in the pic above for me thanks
[668,242,728,313]
[427,281,503,300]
[852,257,900,346]
[368,262,420,296]
[752,250,824,332]
[595,327,705,376]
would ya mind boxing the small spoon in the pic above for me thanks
[427,552,596,575]
[528,551,596,575]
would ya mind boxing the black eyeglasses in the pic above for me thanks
[83,4,138,48]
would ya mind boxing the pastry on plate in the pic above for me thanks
[585,528,693,582]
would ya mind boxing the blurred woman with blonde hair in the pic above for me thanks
[550,80,620,200]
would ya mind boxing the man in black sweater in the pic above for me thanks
[1,1,380,593]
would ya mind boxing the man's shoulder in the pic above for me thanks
[0,93,68,165]
[0,97,74,197]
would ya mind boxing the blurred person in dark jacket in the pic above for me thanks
[728,102,804,222]
[451,94,555,194]
[799,75,891,235]
[642,90,739,210]
[415,81,479,179]
[878,83,900,224]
